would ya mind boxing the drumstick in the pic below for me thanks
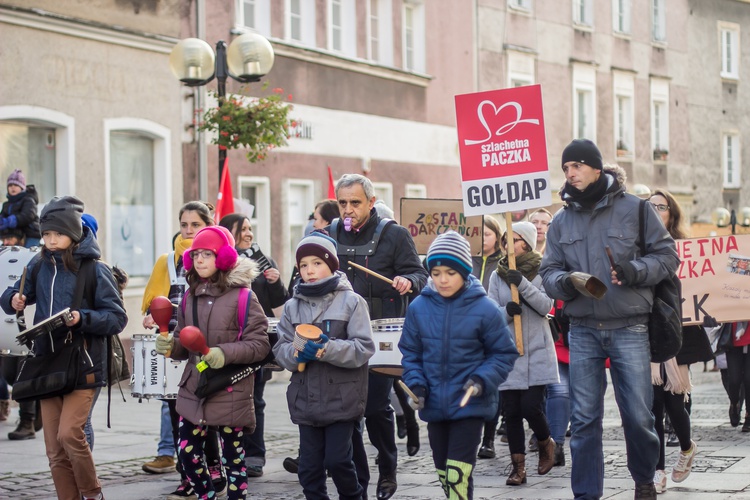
[348,261,413,294]
[605,246,617,269]
[397,380,419,402]
[18,266,27,296]
[459,385,477,408]
[15,266,27,329]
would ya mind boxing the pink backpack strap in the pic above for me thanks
[237,287,251,340]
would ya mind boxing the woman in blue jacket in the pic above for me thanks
[1,196,128,500]
[399,231,518,500]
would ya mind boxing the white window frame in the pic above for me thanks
[613,72,635,158]
[720,22,740,80]
[652,0,666,43]
[612,0,631,35]
[286,0,316,46]
[236,0,271,38]
[650,78,670,159]
[372,182,394,212]
[507,51,535,88]
[573,0,593,27]
[405,183,427,199]
[103,118,172,276]
[237,175,271,259]
[572,64,597,142]
[0,106,75,196]
[327,0,357,57]
[285,178,315,275]
[508,0,532,12]
[723,132,741,189]
[402,0,426,73]
[367,0,394,65]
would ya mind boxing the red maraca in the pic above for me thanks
[179,326,211,372]
[150,296,174,356]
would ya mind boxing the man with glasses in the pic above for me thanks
[540,139,679,500]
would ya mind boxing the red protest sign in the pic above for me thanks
[455,84,551,217]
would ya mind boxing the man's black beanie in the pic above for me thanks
[561,139,603,170]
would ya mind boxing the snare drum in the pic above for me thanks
[0,246,39,356]
[131,334,186,399]
[369,318,404,377]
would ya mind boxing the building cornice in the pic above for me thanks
[268,39,433,88]
[0,4,177,54]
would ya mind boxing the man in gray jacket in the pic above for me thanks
[540,139,679,500]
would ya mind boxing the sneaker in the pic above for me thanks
[635,482,657,499]
[141,455,176,474]
[247,465,263,478]
[666,431,679,447]
[671,440,697,483]
[528,434,538,452]
[166,479,197,500]
[653,469,667,494]
[209,464,227,497]
[742,415,750,433]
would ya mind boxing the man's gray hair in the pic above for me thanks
[336,173,375,200]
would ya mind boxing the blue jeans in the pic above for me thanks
[84,386,102,450]
[157,400,175,457]
[546,362,570,444]
[568,325,658,500]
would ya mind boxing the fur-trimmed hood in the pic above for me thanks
[227,256,260,287]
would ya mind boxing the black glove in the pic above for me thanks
[703,315,719,328]
[462,376,483,397]
[614,261,638,285]
[560,273,577,295]
[408,385,428,411]
[506,301,522,317]
[506,270,523,287]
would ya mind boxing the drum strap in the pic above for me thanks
[167,251,186,287]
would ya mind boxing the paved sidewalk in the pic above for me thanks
[2,365,750,499]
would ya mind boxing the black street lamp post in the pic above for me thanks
[169,33,275,184]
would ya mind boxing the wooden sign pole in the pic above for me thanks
[504,212,524,356]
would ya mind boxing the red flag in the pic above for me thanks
[215,158,235,223]
[327,166,336,199]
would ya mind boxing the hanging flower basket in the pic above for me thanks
[197,83,294,163]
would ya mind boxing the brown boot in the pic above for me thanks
[506,453,526,485]
[537,437,556,475]
[8,419,35,440]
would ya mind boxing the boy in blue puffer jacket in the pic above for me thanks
[399,230,519,500]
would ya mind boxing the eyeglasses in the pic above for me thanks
[190,250,216,260]
[502,238,525,245]
[650,203,670,213]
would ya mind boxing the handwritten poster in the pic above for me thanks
[455,84,551,216]
[678,234,750,324]
[400,198,483,255]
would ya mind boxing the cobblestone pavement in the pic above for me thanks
[2,365,750,499]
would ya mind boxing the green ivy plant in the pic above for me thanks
[197,82,294,163]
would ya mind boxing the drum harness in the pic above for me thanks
[330,217,406,320]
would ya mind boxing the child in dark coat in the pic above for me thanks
[273,231,375,500]
[399,230,519,500]
[0,169,40,247]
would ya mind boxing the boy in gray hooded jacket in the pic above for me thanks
[273,231,375,500]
